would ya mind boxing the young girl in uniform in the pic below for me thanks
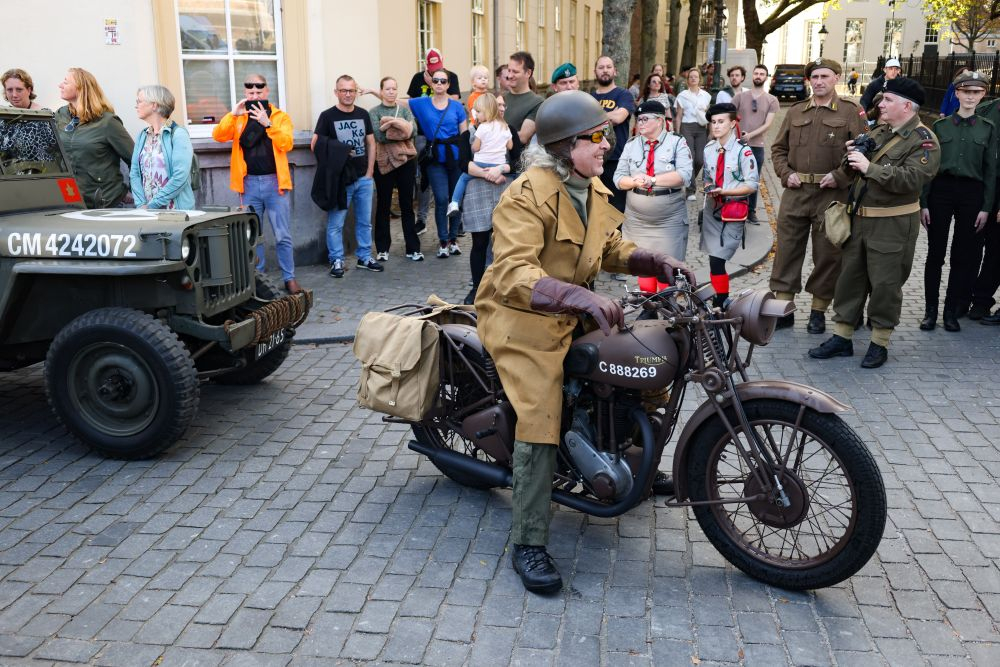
[701,102,758,307]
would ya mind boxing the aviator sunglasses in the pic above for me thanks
[575,125,614,144]
[244,82,266,89]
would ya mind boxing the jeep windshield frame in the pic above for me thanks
[0,113,72,177]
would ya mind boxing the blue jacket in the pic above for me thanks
[129,121,196,210]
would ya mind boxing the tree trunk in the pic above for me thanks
[742,0,764,62]
[603,0,639,87]
[641,0,660,76]
[682,0,703,69]
[667,0,682,74]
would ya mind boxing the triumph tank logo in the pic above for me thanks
[634,355,667,365]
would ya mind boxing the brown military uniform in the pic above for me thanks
[770,92,868,309]
[831,114,941,346]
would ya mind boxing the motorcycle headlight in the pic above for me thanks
[725,289,795,346]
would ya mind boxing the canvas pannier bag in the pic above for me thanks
[353,311,440,420]
[824,201,851,247]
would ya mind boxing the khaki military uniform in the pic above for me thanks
[476,166,636,446]
[770,93,867,310]
[831,114,941,346]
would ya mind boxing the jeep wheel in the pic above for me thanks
[45,308,199,459]
[213,275,293,385]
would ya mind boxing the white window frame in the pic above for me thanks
[417,0,438,70]
[538,0,547,77]
[570,1,578,65]
[554,3,562,66]
[884,19,904,58]
[176,0,285,138]
[844,19,866,65]
[516,0,526,52]
[472,0,485,66]
[924,23,938,44]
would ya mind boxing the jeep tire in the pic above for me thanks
[213,275,293,386]
[45,308,199,459]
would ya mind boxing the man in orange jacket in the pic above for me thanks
[213,73,300,294]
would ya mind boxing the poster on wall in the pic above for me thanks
[105,18,120,45]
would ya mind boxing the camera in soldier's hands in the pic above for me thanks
[843,132,877,169]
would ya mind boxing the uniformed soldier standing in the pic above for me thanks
[969,94,1000,324]
[769,58,867,333]
[809,78,940,368]
[919,70,996,332]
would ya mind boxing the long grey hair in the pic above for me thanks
[518,139,575,182]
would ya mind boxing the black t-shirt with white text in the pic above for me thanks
[315,106,375,175]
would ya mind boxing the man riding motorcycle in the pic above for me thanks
[474,90,695,594]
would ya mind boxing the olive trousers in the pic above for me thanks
[831,213,921,347]
[511,439,557,546]
[769,184,844,310]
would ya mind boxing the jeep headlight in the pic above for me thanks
[246,220,256,242]
[182,234,197,265]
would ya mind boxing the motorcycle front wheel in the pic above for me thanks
[686,398,886,590]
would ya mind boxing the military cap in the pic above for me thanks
[884,77,925,106]
[954,70,988,90]
[635,100,667,117]
[551,62,577,84]
[705,102,738,120]
[805,58,842,77]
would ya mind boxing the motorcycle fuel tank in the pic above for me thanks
[566,321,680,390]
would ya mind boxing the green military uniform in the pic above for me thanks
[969,97,1000,316]
[770,78,867,312]
[831,113,940,346]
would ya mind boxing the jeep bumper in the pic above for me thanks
[170,289,313,352]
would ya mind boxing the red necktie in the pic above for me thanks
[715,147,725,189]
[646,140,658,178]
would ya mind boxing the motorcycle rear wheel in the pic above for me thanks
[412,347,505,489]
[686,398,886,590]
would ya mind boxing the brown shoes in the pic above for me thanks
[285,279,303,294]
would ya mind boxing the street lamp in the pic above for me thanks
[712,0,725,95]
[818,24,829,57]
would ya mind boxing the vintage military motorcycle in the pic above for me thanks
[382,281,887,590]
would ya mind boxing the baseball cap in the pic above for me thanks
[884,58,901,69]
[425,48,444,73]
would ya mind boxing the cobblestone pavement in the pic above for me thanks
[2,106,1000,666]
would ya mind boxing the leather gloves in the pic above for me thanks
[627,248,697,286]
[530,277,624,335]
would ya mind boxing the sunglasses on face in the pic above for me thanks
[431,78,448,84]
[575,126,613,144]
[244,82,266,89]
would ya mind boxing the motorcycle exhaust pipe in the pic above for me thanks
[408,440,513,488]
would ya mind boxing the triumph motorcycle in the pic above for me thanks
[382,280,887,590]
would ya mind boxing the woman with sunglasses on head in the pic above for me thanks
[408,69,468,258]
[637,74,675,126]
[614,100,692,266]
[129,85,194,211]
[475,90,694,596]
[55,68,134,208]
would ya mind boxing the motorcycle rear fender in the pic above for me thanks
[440,323,483,357]
[671,380,849,501]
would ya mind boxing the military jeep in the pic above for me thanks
[0,108,312,459]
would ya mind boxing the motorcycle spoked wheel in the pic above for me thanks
[686,398,886,590]
[411,347,506,490]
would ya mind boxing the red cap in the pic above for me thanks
[425,48,444,73]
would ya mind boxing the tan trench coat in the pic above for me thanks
[475,166,637,445]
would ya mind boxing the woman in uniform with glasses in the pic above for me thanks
[613,100,693,264]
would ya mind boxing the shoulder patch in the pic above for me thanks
[915,126,933,140]
[921,141,936,149]
[744,149,753,157]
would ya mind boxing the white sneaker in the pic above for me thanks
[686,194,696,201]
[406,251,425,261]
[376,251,389,261]
[448,242,461,255]
[446,202,461,218]
[437,245,449,258]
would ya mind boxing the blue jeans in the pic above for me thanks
[243,174,294,282]
[425,162,462,242]
[326,176,374,263]
[451,161,501,206]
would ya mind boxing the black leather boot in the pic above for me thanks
[943,308,961,332]
[512,545,562,594]
[808,335,854,359]
[919,307,937,331]
[807,310,826,334]
[861,342,888,368]
[651,472,675,496]
[969,303,990,320]
[775,313,794,330]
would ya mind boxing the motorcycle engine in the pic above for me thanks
[563,408,634,500]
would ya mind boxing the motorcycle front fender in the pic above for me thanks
[671,380,849,501]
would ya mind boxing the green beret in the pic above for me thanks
[805,58,843,77]
[551,62,577,84]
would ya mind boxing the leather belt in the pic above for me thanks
[854,202,921,218]
[795,172,829,184]
[630,188,682,197]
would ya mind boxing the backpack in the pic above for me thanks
[168,122,201,191]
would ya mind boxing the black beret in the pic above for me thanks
[635,100,667,117]
[705,102,738,120]
[884,77,925,107]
